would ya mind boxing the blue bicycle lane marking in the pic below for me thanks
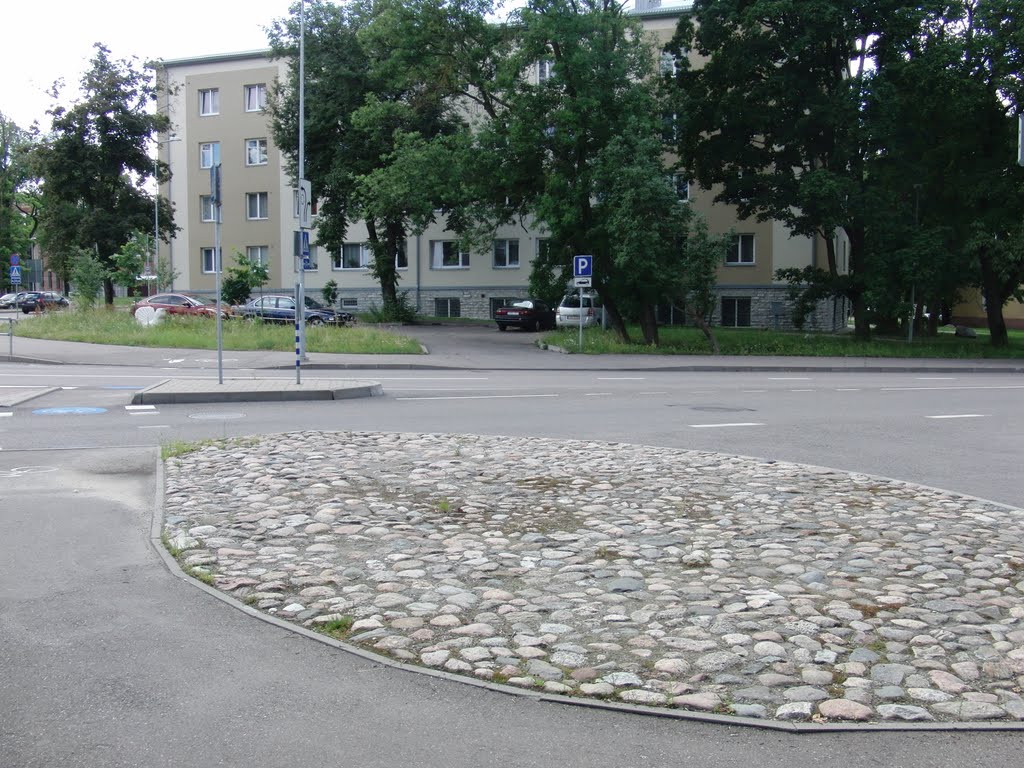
[32,407,108,415]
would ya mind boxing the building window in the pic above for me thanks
[662,112,679,143]
[199,88,219,116]
[245,138,268,166]
[199,195,221,223]
[201,247,220,274]
[490,297,517,316]
[493,239,520,269]
[538,59,555,83]
[430,240,470,269]
[721,297,752,328]
[336,242,371,270]
[244,83,267,112]
[246,192,269,220]
[726,234,755,265]
[671,174,689,202]
[199,142,220,169]
[434,298,461,318]
[246,246,269,267]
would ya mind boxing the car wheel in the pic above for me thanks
[307,316,324,326]
[497,323,508,332]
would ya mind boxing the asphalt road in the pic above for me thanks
[1,332,1023,767]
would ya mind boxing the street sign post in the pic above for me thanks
[9,265,21,285]
[572,255,594,351]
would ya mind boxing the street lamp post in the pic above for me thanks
[154,135,180,292]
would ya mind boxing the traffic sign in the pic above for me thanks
[294,231,312,270]
[296,179,312,228]
[573,254,593,278]
[9,265,21,285]
[9,254,19,266]
[573,277,591,288]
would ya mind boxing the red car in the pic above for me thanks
[495,299,556,332]
[131,293,229,318]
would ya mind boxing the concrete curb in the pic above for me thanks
[131,378,384,405]
[0,386,61,407]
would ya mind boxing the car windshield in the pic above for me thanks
[188,295,216,306]
[560,295,593,309]
[303,297,326,309]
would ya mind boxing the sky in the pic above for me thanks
[3,0,293,129]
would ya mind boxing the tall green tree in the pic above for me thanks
[267,0,472,316]
[669,0,934,341]
[0,113,39,289]
[36,43,170,303]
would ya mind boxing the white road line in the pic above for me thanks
[125,405,156,411]
[768,377,811,380]
[742,389,767,393]
[836,388,861,391]
[639,391,669,396]
[916,377,956,380]
[0,412,12,418]
[689,422,765,429]
[395,394,559,402]
[790,389,814,392]
[129,411,162,416]
[137,424,171,429]
[597,377,646,380]
[926,414,986,420]
[882,385,1024,392]
[584,392,612,397]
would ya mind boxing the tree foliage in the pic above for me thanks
[0,113,39,290]
[36,44,171,303]
[220,252,270,306]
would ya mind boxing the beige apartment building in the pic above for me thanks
[153,1,847,330]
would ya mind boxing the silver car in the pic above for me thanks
[556,293,605,328]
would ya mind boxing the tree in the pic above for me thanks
[110,231,149,293]
[0,113,39,289]
[469,0,695,344]
[267,0,470,318]
[220,252,270,307]
[69,247,105,308]
[669,0,935,341]
[36,43,171,304]
[321,278,339,308]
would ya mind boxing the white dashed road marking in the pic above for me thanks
[926,414,986,420]
[688,422,765,429]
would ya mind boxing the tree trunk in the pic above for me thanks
[601,293,631,343]
[103,276,115,306]
[845,224,870,342]
[638,303,659,346]
[688,309,720,354]
[366,219,399,309]
[979,250,1009,347]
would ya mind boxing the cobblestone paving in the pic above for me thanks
[162,431,1024,724]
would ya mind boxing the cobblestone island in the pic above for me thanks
[162,432,1024,724]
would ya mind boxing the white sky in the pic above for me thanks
[3,0,297,130]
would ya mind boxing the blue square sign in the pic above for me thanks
[573,255,593,278]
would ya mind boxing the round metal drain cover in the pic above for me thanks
[188,412,246,420]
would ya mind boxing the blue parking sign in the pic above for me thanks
[573,255,593,278]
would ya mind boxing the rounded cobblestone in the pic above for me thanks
[162,431,1024,725]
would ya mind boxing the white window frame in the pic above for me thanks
[244,83,267,112]
[538,59,555,83]
[246,192,269,221]
[671,174,690,203]
[430,240,470,269]
[726,234,755,265]
[201,247,220,274]
[246,245,269,267]
[493,239,520,269]
[336,242,371,270]
[199,195,221,223]
[245,138,268,167]
[199,88,219,116]
[199,142,220,170]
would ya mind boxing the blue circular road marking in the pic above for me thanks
[32,407,108,415]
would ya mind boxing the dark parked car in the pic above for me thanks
[0,291,30,309]
[20,291,70,313]
[131,293,229,318]
[235,294,352,325]
[495,299,556,332]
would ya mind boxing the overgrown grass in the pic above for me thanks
[14,308,423,354]
[543,325,1024,358]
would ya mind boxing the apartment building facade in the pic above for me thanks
[154,3,847,330]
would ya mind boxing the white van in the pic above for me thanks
[556,293,604,328]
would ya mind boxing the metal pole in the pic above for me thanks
[213,163,224,385]
[295,0,307,383]
[153,155,158,286]
[578,286,583,352]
